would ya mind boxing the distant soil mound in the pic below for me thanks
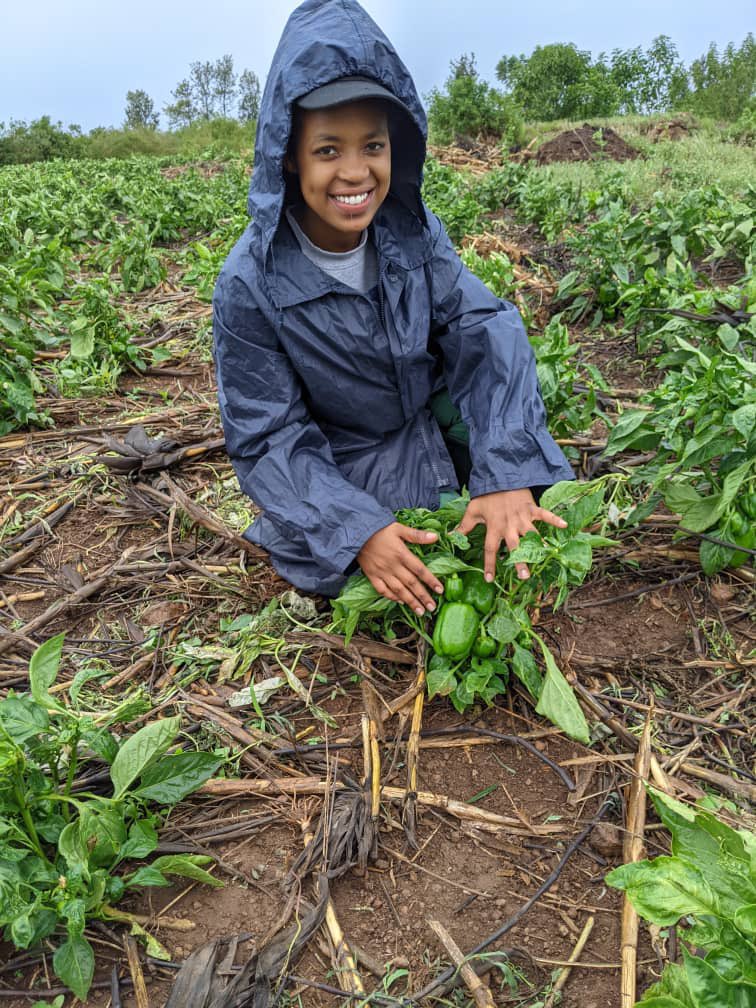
[535,124,641,165]
[645,118,694,142]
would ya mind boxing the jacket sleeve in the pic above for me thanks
[213,269,395,575]
[426,210,574,497]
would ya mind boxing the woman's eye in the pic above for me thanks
[366,142,386,152]
[315,146,337,156]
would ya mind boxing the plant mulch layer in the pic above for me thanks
[535,125,641,165]
[1,238,754,1008]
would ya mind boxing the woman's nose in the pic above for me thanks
[339,153,370,183]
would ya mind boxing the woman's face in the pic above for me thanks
[287,100,391,253]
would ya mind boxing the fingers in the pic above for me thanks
[503,528,530,580]
[397,525,439,546]
[483,526,501,583]
[535,507,568,529]
[361,523,443,614]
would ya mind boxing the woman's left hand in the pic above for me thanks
[457,488,567,582]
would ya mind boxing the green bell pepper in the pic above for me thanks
[432,602,480,660]
[444,574,464,602]
[472,629,497,658]
[461,570,496,615]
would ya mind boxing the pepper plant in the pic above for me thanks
[0,634,225,1000]
[331,479,618,743]
[607,789,756,1007]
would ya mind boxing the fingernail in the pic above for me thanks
[426,602,436,612]
[485,572,494,583]
[518,568,528,579]
[425,532,437,540]
[434,584,443,594]
[415,606,424,616]
[559,519,568,527]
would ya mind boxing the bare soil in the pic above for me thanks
[535,126,641,166]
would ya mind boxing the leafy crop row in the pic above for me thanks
[0,636,223,999]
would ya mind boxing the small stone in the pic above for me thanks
[399,904,411,916]
[174,946,185,957]
[534,740,547,751]
[710,582,736,604]
[495,897,508,909]
[589,822,623,858]
[409,871,418,882]
[558,924,570,937]
[392,956,410,969]
[374,858,389,870]
[566,906,578,920]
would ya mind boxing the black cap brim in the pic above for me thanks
[296,76,409,114]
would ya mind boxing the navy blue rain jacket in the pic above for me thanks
[213,0,573,595]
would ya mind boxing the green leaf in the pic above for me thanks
[58,822,90,877]
[486,602,520,645]
[426,553,469,576]
[731,404,755,441]
[117,819,158,861]
[605,409,660,454]
[426,660,457,698]
[534,639,590,743]
[78,807,126,868]
[132,751,222,805]
[110,716,180,799]
[733,905,756,937]
[128,919,171,960]
[612,261,630,284]
[69,327,95,358]
[700,538,734,576]
[664,483,723,533]
[148,854,223,887]
[126,866,169,888]
[511,643,543,698]
[507,533,549,565]
[636,962,697,1008]
[682,946,754,1008]
[53,935,95,1000]
[606,857,717,924]
[539,480,585,512]
[558,538,593,573]
[718,323,741,352]
[29,633,65,710]
[0,696,49,743]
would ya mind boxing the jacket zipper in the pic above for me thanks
[379,262,443,489]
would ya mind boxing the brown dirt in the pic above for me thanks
[536,125,641,166]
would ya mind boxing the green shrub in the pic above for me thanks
[427,54,524,148]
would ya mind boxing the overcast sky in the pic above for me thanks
[2,1,753,131]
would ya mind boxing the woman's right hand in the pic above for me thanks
[357,522,443,615]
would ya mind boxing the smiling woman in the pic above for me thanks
[212,0,573,605]
[285,99,392,252]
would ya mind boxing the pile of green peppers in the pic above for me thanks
[432,571,496,658]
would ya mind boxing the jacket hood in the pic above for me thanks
[249,0,427,258]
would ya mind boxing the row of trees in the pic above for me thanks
[427,34,755,143]
[124,55,260,130]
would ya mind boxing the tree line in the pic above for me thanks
[428,33,755,143]
[124,55,260,130]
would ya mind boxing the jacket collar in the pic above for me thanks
[262,196,432,309]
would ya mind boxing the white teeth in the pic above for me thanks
[333,192,369,205]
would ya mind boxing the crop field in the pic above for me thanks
[0,124,754,1008]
